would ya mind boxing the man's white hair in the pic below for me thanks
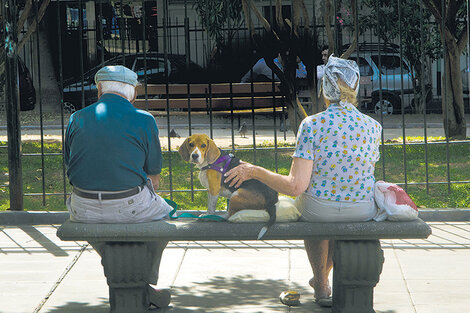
[99,81,135,101]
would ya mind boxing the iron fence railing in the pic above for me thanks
[1,0,469,210]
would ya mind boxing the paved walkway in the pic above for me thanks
[1,114,469,149]
[1,221,469,313]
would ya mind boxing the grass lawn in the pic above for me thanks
[0,138,469,211]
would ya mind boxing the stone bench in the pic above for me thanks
[57,218,432,313]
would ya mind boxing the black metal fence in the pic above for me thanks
[1,0,469,210]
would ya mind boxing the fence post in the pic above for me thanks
[4,0,23,211]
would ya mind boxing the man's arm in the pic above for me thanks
[144,116,163,191]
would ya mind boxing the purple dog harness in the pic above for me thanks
[201,154,234,176]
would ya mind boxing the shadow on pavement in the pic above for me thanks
[19,226,68,256]
[169,274,329,312]
[41,300,108,313]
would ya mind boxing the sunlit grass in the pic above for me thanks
[0,139,469,211]
[386,136,447,143]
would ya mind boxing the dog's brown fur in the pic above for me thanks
[178,134,278,238]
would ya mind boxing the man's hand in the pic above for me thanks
[148,174,160,190]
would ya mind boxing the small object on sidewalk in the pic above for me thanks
[238,122,247,138]
[279,290,301,306]
[169,129,181,138]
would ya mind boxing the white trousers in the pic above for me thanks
[67,185,173,224]
[295,193,377,222]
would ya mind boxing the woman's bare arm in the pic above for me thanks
[224,157,313,197]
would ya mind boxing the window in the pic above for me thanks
[66,7,87,29]
[350,57,373,76]
[134,58,166,76]
[371,55,409,75]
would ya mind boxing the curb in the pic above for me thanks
[0,209,469,225]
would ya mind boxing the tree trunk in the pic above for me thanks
[324,0,335,52]
[308,79,323,114]
[286,94,307,134]
[442,47,467,139]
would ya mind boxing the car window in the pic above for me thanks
[371,55,409,75]
[349,57,373,76]
[134,58,167,76]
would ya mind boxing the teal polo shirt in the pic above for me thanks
[64,93,162,191]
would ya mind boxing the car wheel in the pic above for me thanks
[63,102,77,114]
[373,95,398,115]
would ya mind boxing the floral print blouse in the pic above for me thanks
[293,101,382,202]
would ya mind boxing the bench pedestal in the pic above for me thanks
[332,240,384,313]
[101,242,151,313]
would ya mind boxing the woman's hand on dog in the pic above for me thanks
[224,161,256,188]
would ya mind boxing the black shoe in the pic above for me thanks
[148,285,171,308]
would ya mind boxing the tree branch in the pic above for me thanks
[324,0,335,53]
[17,0,52,52]
[296,0,311,33]
[292,0,303,34]
[17,0,33,36]
[241,0,255,36]
[457,25,468,53]
[276,0,284,31]
[422,0,443,24]
[340,0,357,59]
[446,0,463,22]
[247,0,272,33]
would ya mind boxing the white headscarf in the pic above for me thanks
[322,56,360,102]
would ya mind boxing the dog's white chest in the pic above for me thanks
[198,170,233,198]
[198,171,210,189]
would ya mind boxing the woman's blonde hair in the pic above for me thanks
[323,77,358,107]
[337,77,358,106]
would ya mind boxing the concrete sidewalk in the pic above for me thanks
[2,113,470,148]
[1,222,469,313]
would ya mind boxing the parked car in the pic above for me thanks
[18,57,36,111]
[62,53,205,112]
[347,43,414,115]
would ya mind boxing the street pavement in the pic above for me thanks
[1,221,469,313]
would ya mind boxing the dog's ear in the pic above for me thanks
[205,137,221,164]
[178,138,191,162]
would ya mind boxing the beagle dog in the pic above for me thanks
[178,134,278,239]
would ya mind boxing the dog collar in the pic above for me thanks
[201,153,234,175]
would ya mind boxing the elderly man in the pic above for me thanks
[64,65,172,309]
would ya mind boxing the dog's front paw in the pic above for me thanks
[220,212,230,220]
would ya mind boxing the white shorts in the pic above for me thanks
[67,185,173,223]
[295,193,377,222]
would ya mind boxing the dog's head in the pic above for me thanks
[178,134,220,167]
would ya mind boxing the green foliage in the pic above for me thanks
[375,140,470,208]
[359,0,441,76]
[193,0,243,46]
[0,140,468,211]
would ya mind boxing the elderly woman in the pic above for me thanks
[224,56,382,306]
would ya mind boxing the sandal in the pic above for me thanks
[315,296,333,308]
